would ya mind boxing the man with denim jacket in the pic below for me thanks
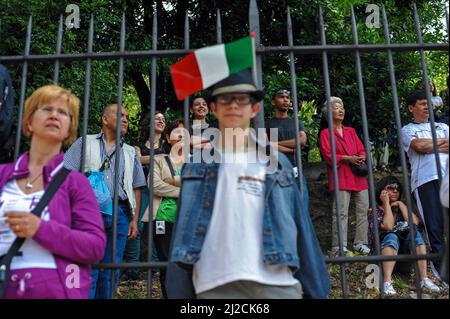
[166,69,330,299]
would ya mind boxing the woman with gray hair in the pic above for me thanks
[319,97,370,256]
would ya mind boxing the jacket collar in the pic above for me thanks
[10,151,65,185]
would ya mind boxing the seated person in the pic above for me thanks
[368,176,441,296]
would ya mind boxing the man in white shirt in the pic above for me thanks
[401,90,449,281]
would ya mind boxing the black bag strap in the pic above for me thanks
[0,167,70,278]
[164,155,177,178]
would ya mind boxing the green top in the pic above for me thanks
[155,167,181,223]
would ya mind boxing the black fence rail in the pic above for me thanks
[0,0,448,299]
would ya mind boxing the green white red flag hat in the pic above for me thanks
[170,34,256,101]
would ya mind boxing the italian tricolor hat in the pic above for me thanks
[210,69,264,102]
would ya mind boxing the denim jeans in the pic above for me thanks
[89,203,130,299]
[123,188,148,278]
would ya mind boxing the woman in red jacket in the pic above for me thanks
[319,97,370,256]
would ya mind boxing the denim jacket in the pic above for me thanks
[166,133,330,299]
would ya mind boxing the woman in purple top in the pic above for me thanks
[368,176,440,296]
[0,85,106,299]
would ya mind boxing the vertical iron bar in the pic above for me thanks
[444,4,449,35]
[110,12,126,299]
[14,16,32,160]
[413,3,447,294]
[350,6,384,298]
[319,6,348,299]
[53,14,63,84]
[147,9,158,300]
[80,15,94,173]
[249,0,265,129]
[287,7,304,194]
[382,5,422,299]
[183,11,190,135]
[413,3,443,183]
[216,8,222,44]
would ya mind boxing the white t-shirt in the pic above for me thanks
[192,151,298,294]
[401,122,449,191]
[432,96,443,107]
[0,180,57,270]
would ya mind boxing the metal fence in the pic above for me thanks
[1,0,448,299]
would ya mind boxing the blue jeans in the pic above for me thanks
[381,231,425,251]
[123,188,148,275]
[90,203,130,299]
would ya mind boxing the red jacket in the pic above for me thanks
[319,126,368,192]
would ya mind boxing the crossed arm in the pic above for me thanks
[410,138,449,154]
[271,131,307,153]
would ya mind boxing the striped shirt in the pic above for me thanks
[63,132,146,200]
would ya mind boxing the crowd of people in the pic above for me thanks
[0,68,448,299]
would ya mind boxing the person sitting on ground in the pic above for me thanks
[368,176,441,296]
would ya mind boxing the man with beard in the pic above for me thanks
[266,89,308,170]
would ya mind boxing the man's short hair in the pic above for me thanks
[271,89,291,100]
[102,103,118,117]
[406,90,427,107]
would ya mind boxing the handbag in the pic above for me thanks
[86,153,115,216]
[87,170,113,215]
[335,134,368,177]
[0,167,70,298]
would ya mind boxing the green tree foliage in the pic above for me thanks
[0,0,447,152]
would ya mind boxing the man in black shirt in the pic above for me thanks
[266,89,308,168]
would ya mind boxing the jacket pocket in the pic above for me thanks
[276,171,295,187]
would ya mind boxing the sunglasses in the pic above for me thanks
[274,89,291,97]
[385,185,400,191]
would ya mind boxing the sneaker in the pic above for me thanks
[353,243,371,256]
[331,246,354,257]
[383,281,397,296]
[420,278,441,293]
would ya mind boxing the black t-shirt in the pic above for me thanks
[136,141,166,181]
[266,117,307,166]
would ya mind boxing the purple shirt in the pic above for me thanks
[0,152,106,298]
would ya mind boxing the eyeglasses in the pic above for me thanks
[37,105,70,118]
[385,185,400,191]
[216,94,253,106]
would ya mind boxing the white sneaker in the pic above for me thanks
[331,246,354,257]
[383,281,397,296]
[420,278,441,293]
[353,243,371,256]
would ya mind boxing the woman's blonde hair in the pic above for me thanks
[321,96,344,116]
[23,84,80,147]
